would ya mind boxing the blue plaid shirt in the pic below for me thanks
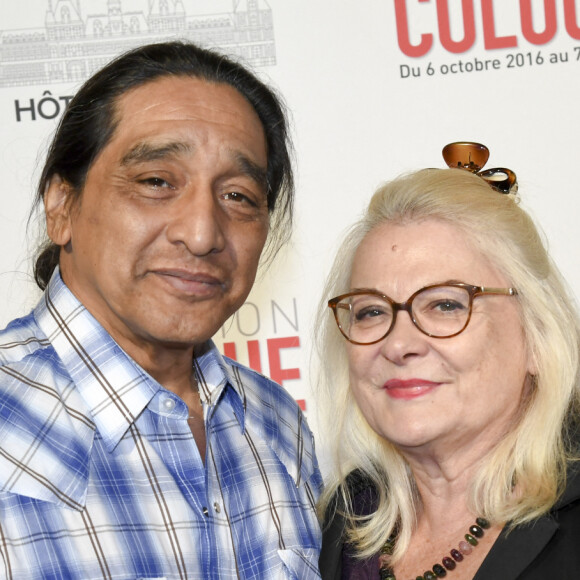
[0,271,323,579]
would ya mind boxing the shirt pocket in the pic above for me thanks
[278,547,321,579]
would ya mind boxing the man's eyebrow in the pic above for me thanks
[121,141,192,166]
[120,142,268,190]
[234,152,268,191]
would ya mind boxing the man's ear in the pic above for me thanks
[45,174,74,246]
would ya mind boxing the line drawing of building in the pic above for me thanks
[0,0,275,88]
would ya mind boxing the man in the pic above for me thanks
[0,42,322,579]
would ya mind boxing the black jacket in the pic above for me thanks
[320,465,580,579]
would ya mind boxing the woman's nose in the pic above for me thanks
[378,308,429,364]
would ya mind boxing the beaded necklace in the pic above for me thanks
[378,517,490,580]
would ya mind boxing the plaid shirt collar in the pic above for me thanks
[34,270,245,450]
[17,270,306,509]
[36,270,156,452]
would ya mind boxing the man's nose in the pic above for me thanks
[166,185,226,256]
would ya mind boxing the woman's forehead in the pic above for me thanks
[351,219,507,293]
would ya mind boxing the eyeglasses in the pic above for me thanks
[442,142,517,194]
[328,283,518,345]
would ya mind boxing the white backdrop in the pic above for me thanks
[1,0,579,458]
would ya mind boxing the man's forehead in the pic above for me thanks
[90,77,268,174]
[114,76,260,127]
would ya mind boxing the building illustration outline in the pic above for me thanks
[0,0,275,88]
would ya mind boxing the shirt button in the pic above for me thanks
[162,398,176,412]
[213,502,221,513]
[202,507,209,517]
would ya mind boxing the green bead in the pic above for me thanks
[433,563,447,577]
[381,534,396,555]
[465,533,479,546]
[476,517,490,529]
[424,572,437,580]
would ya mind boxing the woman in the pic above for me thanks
[316,160,580,579]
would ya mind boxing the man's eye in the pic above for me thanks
[223,191,257,207]
[141,177,172,189]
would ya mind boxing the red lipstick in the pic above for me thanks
[382,378,441,400]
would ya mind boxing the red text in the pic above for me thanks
[222,336,305,410]
[394,0,580,57]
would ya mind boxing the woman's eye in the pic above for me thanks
[432,300,464,312]
[355,306,387,321]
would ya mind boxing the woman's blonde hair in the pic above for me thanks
[315,168,580,562]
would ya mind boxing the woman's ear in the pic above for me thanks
[45,174,74,246]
